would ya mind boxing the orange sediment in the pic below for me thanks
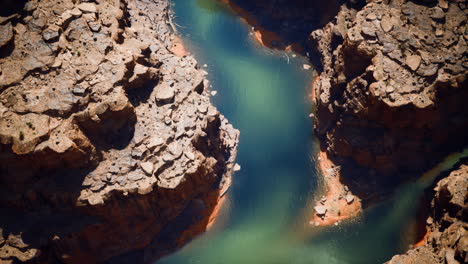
[170,35,189,57]
[310,74,320,103]
[219,0,303,53]
[413,228,430,248]
[310,150,362,227]
[175,179,231,247]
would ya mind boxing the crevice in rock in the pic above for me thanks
[0,0,27,17]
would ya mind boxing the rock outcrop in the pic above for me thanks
[387,163,468,264]
[0,0,238,263]
[310,0,467,202]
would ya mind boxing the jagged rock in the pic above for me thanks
[77,3,97,13]
[309,0,468,183]
[42,25,60,42]
[155,82,175,104]
[314,205,327,216]
[431,7,445,20]
[380,15,393,32]
[140,161,154,175]
[406,55,421,71]
[0,23,13,48]
[147,136,164,150]
[70,8,83,17]
[0,0,239,263]
[345,193,354,204]
[388,164,468,264]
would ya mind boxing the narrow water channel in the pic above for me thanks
[158,1,467,263]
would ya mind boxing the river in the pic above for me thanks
[157,0,467,263]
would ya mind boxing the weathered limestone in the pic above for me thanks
[0,0,239,263]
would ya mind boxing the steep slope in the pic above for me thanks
[0,0,238,263]
[387,164,468,264]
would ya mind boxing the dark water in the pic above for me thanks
[157,1,468,263]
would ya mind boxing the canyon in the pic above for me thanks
[0,0,467,263]
[221,0,467,262]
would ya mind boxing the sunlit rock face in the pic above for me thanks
[310,0,468,186]
[0,0,238,263]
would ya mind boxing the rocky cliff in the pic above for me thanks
[387,163,468,264]
[0,0,238,263]
[310,0,467,260]
[310,0,468,200]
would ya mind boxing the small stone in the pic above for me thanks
[345,193,355,204]
[24,1,37,12]
[0,22,13,48]
[185,151,195,160]
[128,172,144,181]
[168,143,183,159]
[70,8,83,17]
[386,86,394,93]
[361,26,376,37]
[78,3,97,13]
[435,29,444,37]
[147,136,164,150]
[155,83,175,104]
[163,153,175,162]
[430,7,445,20]
[426,217,434,225]
[303,64,311,70]
[439,0,449,10]
[234,163,241,172]
[90,181,105,192]
[210,90,217,96]
[406,55,422,71]
[314,205,327,216]
[42,25,60,42]
[366,13,377,20]
[380,15,393,32]
[88,21,101,32]
[197,104,208,113]
[164,116,172,125]
[207,106,217,116]
[140,162,154,175]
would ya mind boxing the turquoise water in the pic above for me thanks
[157,1,467,263]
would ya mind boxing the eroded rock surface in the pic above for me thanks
[310,0,468,200]
[0,0,238,263]
[387,164,468,264]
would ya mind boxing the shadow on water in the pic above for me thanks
[157,0,468,263]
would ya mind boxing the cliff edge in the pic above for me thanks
[0,0,238,263]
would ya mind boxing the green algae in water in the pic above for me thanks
[158,0,468,263]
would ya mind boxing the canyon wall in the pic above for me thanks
[310,0,467,261]
[387,163,468,264]
[0,0,238,263]
[310,0,468,199]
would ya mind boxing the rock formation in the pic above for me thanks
[0,0,238,263]
[310,0,467,208]
[387,163,468,264]
[309,0,467,255]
